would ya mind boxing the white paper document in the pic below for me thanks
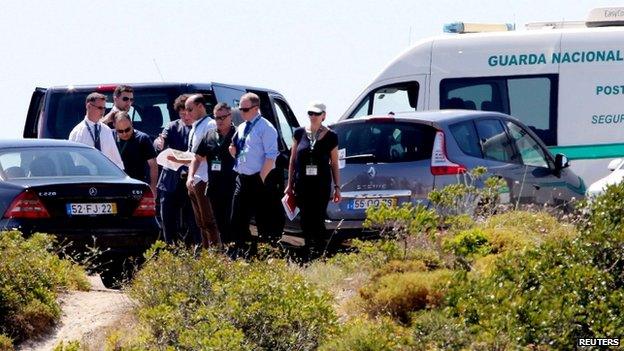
[156,148,195,171]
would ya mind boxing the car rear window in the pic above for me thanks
[45,87,202,139]
[333,121,436,164]
[449,120,482,158]
[0,147,126,179]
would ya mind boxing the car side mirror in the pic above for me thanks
[555,153,569,171]
[607,158,623,171]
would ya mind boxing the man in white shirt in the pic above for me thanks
[68,92,124,169]
[184,94,219,248]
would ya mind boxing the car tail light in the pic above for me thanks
[3,191,50,219]
[132,189,156,217]
[430,130,467,175]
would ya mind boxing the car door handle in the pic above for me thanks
[533,184,541,190]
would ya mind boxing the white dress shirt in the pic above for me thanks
[189,115,217,183]
[68,117,125,169]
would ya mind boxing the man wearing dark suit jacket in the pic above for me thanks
[154,94,199,245]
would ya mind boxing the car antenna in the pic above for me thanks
[152,58,165,82]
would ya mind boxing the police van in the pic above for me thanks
[340,7,624,185]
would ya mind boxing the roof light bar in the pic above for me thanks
[443,22,514,34]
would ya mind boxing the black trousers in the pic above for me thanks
[230,173,268,246]
[208,178,236,244]
[296,180,331,249]
[159,184,199,245]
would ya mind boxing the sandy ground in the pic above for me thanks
[18,275,134,351]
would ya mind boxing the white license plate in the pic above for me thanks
[66,203,117,216]
[348,197,397,210]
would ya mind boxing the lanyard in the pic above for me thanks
[237,116,260,151]
[188,116,209,150]
[306,127,323,151]
[84,121,100,147]
[117,135,131,155]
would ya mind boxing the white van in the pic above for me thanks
[340,7,624,185]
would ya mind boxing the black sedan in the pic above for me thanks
[0,139,158,287]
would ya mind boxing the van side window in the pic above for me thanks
[449,121,482,158]
[273,99,295,149]
[440,74,558,146]
[474,119,515,163]
[505,121,551,169]
[349,82,419,118]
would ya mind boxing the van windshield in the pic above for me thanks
[45,87,196,139]
[333,121,436,164]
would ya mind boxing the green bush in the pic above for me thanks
[410,310,471,350]
[445,237,624,349]
[580,182,624,286]
[360,270,453,323]
[125,245,338,350]
[53,340,81,351]
[319,317,413,351]
[0,334,13,351]
[0,231,89,344]
[443,228,492,262]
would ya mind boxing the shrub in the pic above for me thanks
[482,210,576,242]
[371,259,428,280]
[428,166,506,219]
[410,310,471,350]
[126,246,338,350]
[445,237,624,349]
[360,270,453,323]
[443,228,492,263]
[580,182,624,287]
[319,317,413,351]
[326,239,403,273]
[0,231,89,344]
[0,334,13,351]
[53,340,81,351]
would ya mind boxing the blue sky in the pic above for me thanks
[0,0,614,139]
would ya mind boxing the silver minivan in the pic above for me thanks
[327,110,585,230]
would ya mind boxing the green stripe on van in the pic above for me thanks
[548,143,624,160]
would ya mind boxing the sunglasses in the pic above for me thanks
[116,127,132,134]
[307,111,323,117]
[121,96,135,102]
[215,113,231,121]
[239,105,258,113]
[90,103,106,111]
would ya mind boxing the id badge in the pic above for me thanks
[305,165,318,176]
[211,160,222,171]
[237,151,246,164]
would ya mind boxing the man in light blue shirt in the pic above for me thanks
[228,92,278,257]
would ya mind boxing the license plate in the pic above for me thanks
[348,197,397,210]
[66,203,117,216]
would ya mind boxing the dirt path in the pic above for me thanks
[18,276,134,351]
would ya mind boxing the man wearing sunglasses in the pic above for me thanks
[228,92,279,257]
[101,85,134,128]
[113,111,158,195]
[69,92,124,169]
[190,102,237,246]
[185,94,220,249]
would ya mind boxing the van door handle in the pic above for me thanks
[533,184,541,190]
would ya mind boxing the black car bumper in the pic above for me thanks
[0,218,159,257]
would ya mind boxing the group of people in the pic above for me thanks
[67,84,341,259]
